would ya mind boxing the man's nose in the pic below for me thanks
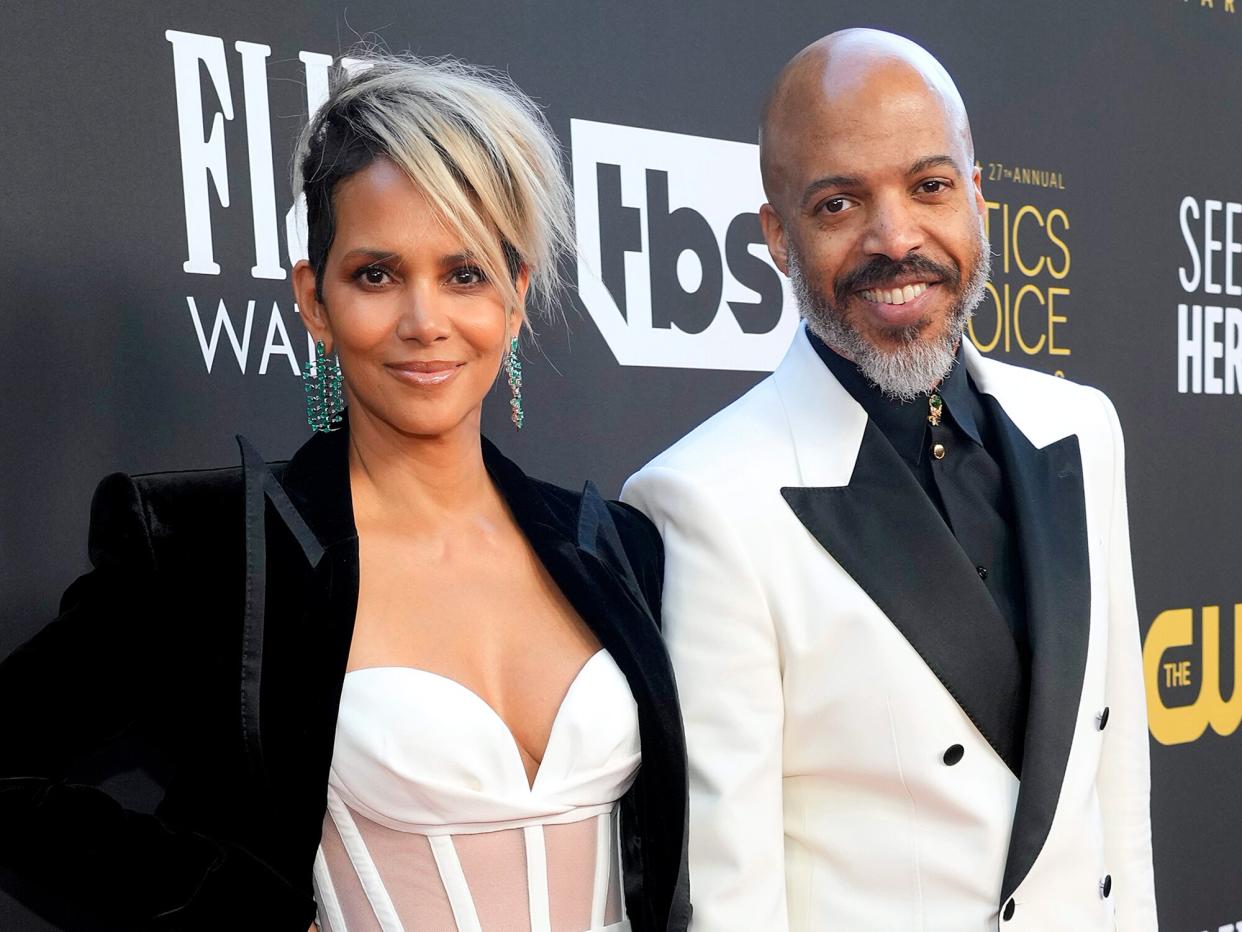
[861,194,924,260]
[396,282,452,343]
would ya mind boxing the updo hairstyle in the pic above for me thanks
[292,53,574,329]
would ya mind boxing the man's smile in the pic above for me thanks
[856,280,934,306]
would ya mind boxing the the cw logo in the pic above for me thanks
[1143,604,1242,745]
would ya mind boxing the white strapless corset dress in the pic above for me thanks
[313,650,641,932]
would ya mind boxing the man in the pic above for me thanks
[622,28,1157,931]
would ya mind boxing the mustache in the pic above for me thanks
[834,253,961,305]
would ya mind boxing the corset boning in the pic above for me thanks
[313,650,641,932]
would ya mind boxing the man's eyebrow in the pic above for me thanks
[908,155,960,175]
[797,156,962,210]
[800,174,863,210]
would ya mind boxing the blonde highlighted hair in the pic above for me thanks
[293,53,573,329]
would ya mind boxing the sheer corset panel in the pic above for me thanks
[315,799,626,932]
[314,650,641,932]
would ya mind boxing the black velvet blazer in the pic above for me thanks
[0,427,690,931]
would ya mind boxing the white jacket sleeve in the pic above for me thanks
[622,465,789,932]
[1094,392,1158,929]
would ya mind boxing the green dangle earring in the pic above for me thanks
[506,336,524,430]
[302,340,345,432]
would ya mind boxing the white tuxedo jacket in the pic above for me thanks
[622,326,1157,931]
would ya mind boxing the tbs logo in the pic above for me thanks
[570,120,798,371]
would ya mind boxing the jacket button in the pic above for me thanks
[932,442,946,460]
[1002,898,1015,921]
[1097,707,1110,730]
[1100,874,1112,898]
[976,564,989,580]
[943,744,965,765]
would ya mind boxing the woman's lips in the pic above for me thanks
[385,360,464,386]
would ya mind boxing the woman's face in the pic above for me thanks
[293,157,526,440]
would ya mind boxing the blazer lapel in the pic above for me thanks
[782,420,1027,774]
[776,329,1091,905]
[984,397,1090,903]
[240,430,687,925]
[238,428,360,781]
[483,439,689,930]
[483,438,680,724]
[772,325,1026,772]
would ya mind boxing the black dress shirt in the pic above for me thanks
[807,332,1030,672]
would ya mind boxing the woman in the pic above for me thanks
[0,55,689,932]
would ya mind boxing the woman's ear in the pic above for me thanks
[292,260,332,350]
[509,264,531,338]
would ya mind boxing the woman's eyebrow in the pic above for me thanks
[340,248,401,263]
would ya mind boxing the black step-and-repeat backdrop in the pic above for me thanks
[2,2,1239,929]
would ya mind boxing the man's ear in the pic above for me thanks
[971,162,987,217]
[292,260,332,349]
[759,203,789,275]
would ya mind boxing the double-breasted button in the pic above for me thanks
[1100,874,1112,898]
[1002,898,1016,921]
[1097,707,1110,730]
[943,744,964,765]
[931,442,946,460]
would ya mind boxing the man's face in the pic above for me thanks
[761,63,990,398]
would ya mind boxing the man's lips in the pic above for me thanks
[853,280,942,328]
[385,360,465,386]
[853,277,942,307]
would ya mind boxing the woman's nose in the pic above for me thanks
[395,283,452,343]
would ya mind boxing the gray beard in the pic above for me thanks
[788,230,992,402]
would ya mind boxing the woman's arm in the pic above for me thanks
[0,473,314,930]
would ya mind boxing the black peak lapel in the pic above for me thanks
[782,420,1027,774]
[238,435,326,569]
[988,399,1090,904]
[576,480,625,562]
[481,439,659,641]
[576,480,649,614]
[276,426,358,551]
[481,439,687,925]
[237,430,359,780]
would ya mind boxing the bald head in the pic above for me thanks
[753,28,990,400]
[759,28,974,211]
